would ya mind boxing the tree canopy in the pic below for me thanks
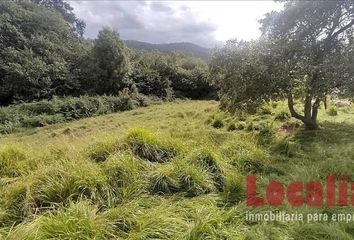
[211,0,354,129]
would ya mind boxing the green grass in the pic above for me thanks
[0,100,354,239]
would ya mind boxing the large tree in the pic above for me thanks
[83,28,130,95]
[211,1,354,129]
[0,1,86,104]
[32,0,86,36]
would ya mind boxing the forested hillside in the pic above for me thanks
[0,0,215,106]
[124,40,210,59]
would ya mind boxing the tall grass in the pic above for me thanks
[0,100,353,239]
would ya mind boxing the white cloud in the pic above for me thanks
[69,1,282,47]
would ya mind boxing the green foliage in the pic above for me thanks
[29,159,107,208]
[290,224,352,240]
[237,122,246,130]
[0,1,87,104]
[177,162,215,197]
[211,1,354,129]
[0,1,213,106]
[0,100,354,238]
[129,50,215,100]
[0,92,146,133]
[185,148,224,191]
[82,28,130,95]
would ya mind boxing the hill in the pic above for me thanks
[1,100,354,239]
[124,40,210,59]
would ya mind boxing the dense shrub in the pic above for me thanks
[0,90,147,134]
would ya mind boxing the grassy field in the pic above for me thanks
[0,100,354,239]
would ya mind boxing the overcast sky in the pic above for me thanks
[69,1,283,48]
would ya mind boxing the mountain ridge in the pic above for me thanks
[124,40,210,59]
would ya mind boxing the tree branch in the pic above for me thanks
[287,93,306,122]
[329,19,354,41]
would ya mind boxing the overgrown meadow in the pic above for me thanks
[0,100,354,239]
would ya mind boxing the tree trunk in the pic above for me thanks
[287,94,319,130]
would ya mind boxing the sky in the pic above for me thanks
[69,1,283,48]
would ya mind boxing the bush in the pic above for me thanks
[327,107,338,116]
[21,114,65,127]
[0,92,148,133]
[259,105,272,115]
[125,128,179,163]
[258,122,274,144]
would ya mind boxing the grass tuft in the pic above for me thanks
[125,128,180,163]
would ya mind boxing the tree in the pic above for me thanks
[129,51,172,98]
[0,1,86,104]
[86,28,130,95]
[211,1,354,129]
[32,0,86,36]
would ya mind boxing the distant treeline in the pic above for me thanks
[0,0,215,106]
